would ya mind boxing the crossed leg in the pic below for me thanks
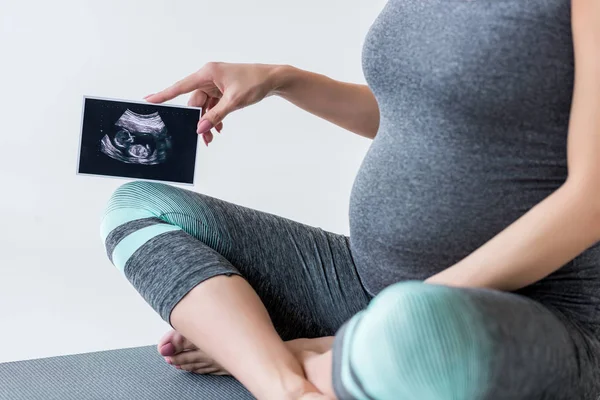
[101,181,371,399]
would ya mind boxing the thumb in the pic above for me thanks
[197,95,237,134]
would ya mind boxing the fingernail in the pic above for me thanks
[175,365,182,369]
[203,134,208,147]
[143,94,154,99]
[216,125,222,133]
[197,119,213,134]
[165,357,172,364]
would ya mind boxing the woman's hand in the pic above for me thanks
[145,62,285,146]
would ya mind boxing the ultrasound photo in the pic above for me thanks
[78,97,201,184]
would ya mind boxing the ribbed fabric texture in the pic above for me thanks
[332,282,600,399]
[339,282,491,399]
[103,181,233,256]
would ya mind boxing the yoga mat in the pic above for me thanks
[0,345,254,400]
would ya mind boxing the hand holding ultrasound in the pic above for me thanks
[78,63,281,185]
[144,62,282,146]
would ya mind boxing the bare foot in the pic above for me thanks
[157,330,228,375]
[157,330,335,380]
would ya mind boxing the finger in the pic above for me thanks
[187,90,208,108]
[145,71,203,103]
[197,97,212,147]
[207,96,220,110]
[197,93,238,134]
[200,96,212,120]
[201,131,214,146]
[198,96,220,140]
[198,102,211,132]
[204,96,219,117]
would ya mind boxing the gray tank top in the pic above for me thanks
[349,0,600,332]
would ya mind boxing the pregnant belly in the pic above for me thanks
[348,123,565,295]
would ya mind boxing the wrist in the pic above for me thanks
[269,64,299,97]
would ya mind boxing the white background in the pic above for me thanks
[0,0,386,362]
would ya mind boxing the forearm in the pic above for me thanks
[271,65,380,139]
[426,179,600,291]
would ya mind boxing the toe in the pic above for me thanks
[179,362,210,372]
[157,330,177,355]
[177,363,228,375]
[157,330,197,356]
[171,332,195,352]
[159,342,176,357]
[170,349,210,366]
[193,366,228,375]
[158,330,177,347]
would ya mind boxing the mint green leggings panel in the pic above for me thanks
[101,181,600,399]
[332,281,600,399]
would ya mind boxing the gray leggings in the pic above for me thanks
[101,181,600,399]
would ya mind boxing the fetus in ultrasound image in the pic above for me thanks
[100,110,173,165]
[78,97,200,184]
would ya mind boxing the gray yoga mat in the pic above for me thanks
[0,345,254,400]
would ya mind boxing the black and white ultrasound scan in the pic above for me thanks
[78,96,201,184]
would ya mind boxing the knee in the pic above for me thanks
[347,282,491,399]
[100,180,168,247]
[107,180,167,210]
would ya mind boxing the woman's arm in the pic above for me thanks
[426,0,600,291]
[273,65,380,139]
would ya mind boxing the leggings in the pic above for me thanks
[101,181,600,400]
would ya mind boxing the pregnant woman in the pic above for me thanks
[101,1,600,399]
